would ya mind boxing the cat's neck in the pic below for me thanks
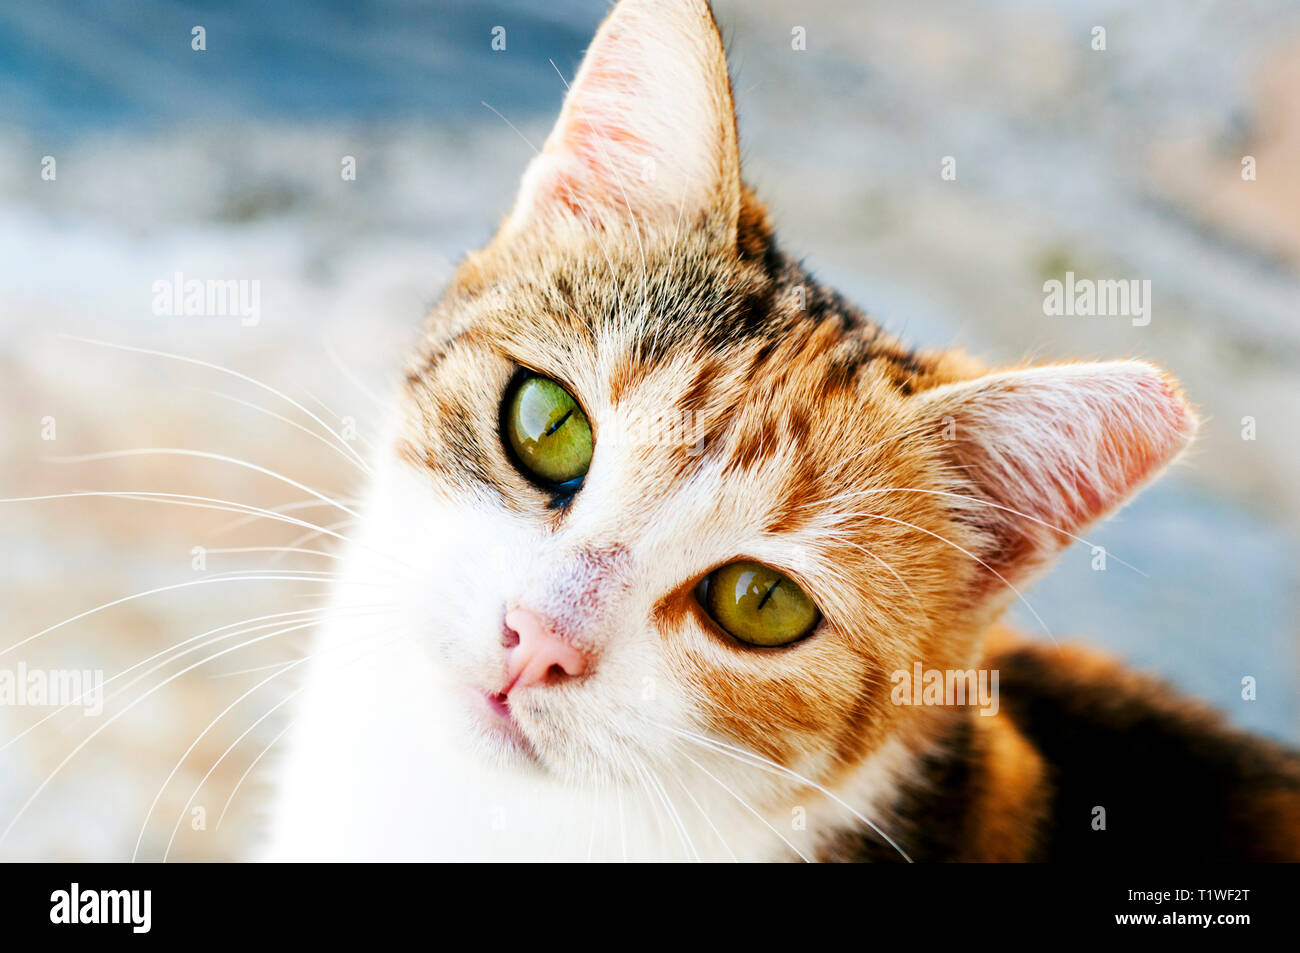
[816,708,1044,862]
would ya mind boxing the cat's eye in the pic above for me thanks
[700,561,821,647]
[504,375,593,487]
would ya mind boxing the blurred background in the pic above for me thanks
[1,0,1297,860]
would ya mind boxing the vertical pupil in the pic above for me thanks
[733,569,780,614]
[505,375,592,485]
[704,561,820,647]
[545,406,574,436]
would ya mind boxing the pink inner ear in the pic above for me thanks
[937,362,1197,581]
[504,0,738,234]
[547,49,652,217]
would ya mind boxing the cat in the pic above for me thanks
[265,0,1300,862]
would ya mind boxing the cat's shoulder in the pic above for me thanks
[984,632,1300,862]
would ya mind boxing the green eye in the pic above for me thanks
[702,561,821,647]
[504,375,593,486]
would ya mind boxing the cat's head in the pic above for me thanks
[367,0,1195,798]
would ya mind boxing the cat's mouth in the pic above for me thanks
[485,690,512,720]
[469,688,540,762]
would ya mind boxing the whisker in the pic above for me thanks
[200,568,348,579]
[0,616,339,846]
[0,570,375,661]
[214,622,414,841]
[60,335,370,471]
[324,337,390,413]
[675,748,811,862]
[0,490,412,574]
[207,659,302,679]
[586,781,600,862]
[829,422,939,473]
[88,611,371,714]
[76,606,392,733]
[671,770,738,862]
[156,625,414,862]
[135,657,311,862]
[0,607,385,755]
[202,546,342,562]
[197,388,373,477]
[46,447,360,520]
[215,721,292,832]
[209,500,354,538]
[660,722,912,863]
[831,535,927,620]
[480,100,541,154]
[856,511,1056,643]
[819,486,1148,576]
[278,519,360,556]
[619,743,668,856]
[297,386,376,454]
[616,774,627,862]
[631,749,697,861]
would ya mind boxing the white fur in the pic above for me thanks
[265,439,914,861]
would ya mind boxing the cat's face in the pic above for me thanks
[351,0,1195,800]
[381,217,979,789]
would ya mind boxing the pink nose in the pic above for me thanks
[503,608,589,692]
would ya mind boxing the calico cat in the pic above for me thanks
[266,0,1300,861]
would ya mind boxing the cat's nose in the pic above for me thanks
[502,608,589,692]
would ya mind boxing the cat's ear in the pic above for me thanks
[501,0,741,240]
[916,361,1197,590]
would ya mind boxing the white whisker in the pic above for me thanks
[203,546,342,562]
[671,770,738,862]
[298,386,376,453]
[136,658,309,862]
[0,570,371,661]
[46,447,360,519]
[60,335,370,471]
[209,499,354,538]
[197,387,373,477]
[661,722,912,863]
[215,721,292,833]
[0,607,381,755]
[857,511,1056,643]
[822,486,1148,576]
[324,337,390,413]
[157,625,414,861]
[1,617,336,845]
[676,748,811,862]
